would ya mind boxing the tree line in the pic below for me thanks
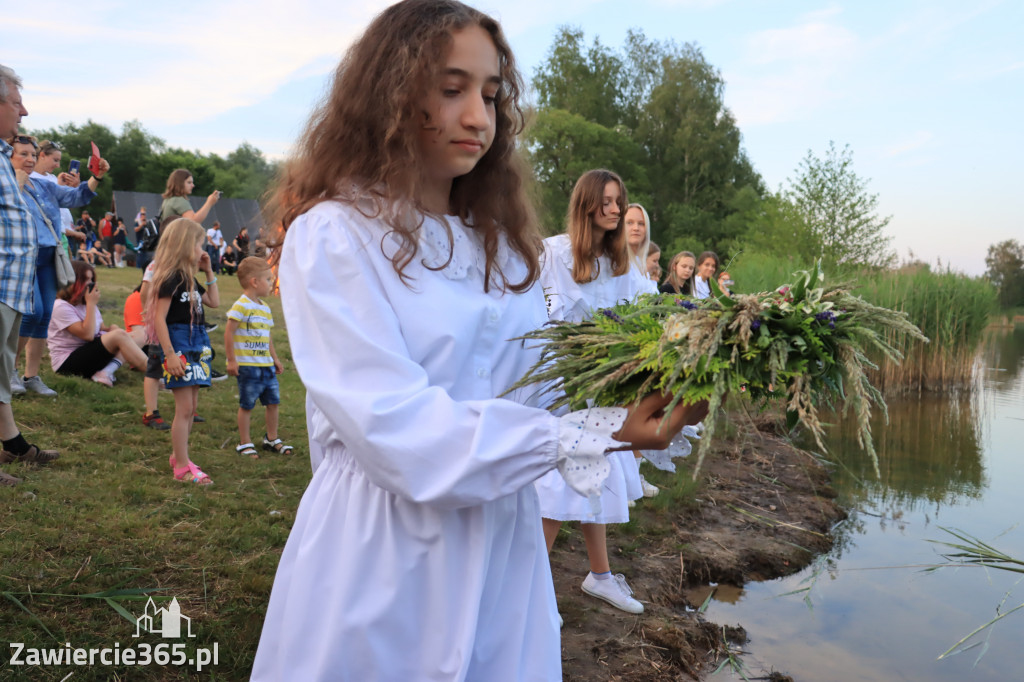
[25,119,278,219]
[526,27,896,269]
[37,26,1014,299]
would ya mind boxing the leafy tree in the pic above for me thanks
[532,28,625,129]
[527,27,763,256]
[527,108,648,234]
[784,141,895,268]
[985,239,1024,308]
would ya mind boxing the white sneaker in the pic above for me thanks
[639,474,659,498]
[9,371,25,396]
[628,499,636,508]
[23,376,57,397]
[581,573,644,614]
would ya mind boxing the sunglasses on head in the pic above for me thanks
[13,135,38,149]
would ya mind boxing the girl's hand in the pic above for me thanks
[274,359,284,374]
[94,158,110,178]
[612,392,709,451]
[207,190,221,205]
[164,352,186,378]
[198,251,212,272]
[85,286,101,306]
[58,172,81,187]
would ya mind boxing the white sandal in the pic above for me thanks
[235,443,259,459]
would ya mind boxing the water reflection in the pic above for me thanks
[708,327,1024,682]
[826,391,986,512]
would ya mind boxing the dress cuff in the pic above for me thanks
[640,424,702,472]
[556,407,628,516]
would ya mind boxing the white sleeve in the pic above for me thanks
[281,211,622,509]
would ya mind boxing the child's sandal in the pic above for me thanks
[236,443,259,459]
[262,435,294,455]
[171,456,213,485]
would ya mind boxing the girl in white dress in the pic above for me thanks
[693,250,720,299]
[534,170,703,616]
[249,3,700,680]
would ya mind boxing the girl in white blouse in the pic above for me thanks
[534,170,702,616]
[693,250,720,299]
[250,3,702,681]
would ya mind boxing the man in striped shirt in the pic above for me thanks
[0,65,59,486]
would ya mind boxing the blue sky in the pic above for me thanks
[8,0,1021,274]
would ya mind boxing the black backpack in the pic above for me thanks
[138,219,160,251]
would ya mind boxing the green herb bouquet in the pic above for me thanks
[510,265,928,478]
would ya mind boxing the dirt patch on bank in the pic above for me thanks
[552,415,846,681]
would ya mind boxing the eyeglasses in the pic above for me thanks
[13,135,38,149]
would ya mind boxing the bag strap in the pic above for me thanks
[23,184,62,242]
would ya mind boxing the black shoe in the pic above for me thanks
[204,322,219,332]
[192,413,206,423]
[210,369,228,382]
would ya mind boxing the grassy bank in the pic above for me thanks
[0,265,309,681]
[729,254,998,392]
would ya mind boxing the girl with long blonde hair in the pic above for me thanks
[145,218,219,485]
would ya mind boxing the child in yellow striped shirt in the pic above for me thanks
[225,257,292,458]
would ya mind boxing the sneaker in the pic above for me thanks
[628,499,636,508]
[23,376,57,397]
[9,371,25,396]
[142,410,171,431]
[639,475,659,498]
[210,369,228,382]
[1,444,59,465]
[192,413,206,423]
[581,573,644,614]
[204,322,219,333]
[0,470,21,487]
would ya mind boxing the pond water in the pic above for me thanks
[708,327,1024,682]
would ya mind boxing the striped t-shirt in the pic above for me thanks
[226,294,274,366]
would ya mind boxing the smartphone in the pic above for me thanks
[217,190,223,198]
[68,160,80,174]
[86,282,95,292]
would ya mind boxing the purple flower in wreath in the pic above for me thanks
[600,309,623,323]
[815,311,837,329]
[751,319,762,330]
[675,298,698,310]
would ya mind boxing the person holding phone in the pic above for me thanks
[7,134,105,398]
[47,261,146,386]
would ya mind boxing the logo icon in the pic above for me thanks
[133,597,195,638]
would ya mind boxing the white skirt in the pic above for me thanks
[251,449,562,681]
[534,450,642,524]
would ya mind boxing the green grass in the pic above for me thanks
[0,265,309,681]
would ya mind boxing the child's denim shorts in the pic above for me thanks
[163,323,212,389]
[237,365,280,410]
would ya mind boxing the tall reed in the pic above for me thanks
[730,255,998,393]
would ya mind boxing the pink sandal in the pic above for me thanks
[170,455,213,485]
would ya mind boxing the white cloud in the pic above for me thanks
[10,0,393,129]
[725,15,860,127]
[885,131,934,158]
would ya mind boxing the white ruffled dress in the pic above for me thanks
[533,234,654,524]
[251,201,626,682]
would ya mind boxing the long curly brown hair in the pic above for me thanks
[567,169,629,284]
[263,0,540,292]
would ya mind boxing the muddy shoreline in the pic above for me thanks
[552,415,847,681]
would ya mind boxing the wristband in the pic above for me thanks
[206,277,218,285]
[93,175,105,183]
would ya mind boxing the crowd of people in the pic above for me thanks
[4,1,740,677]
[0,66,284,490]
